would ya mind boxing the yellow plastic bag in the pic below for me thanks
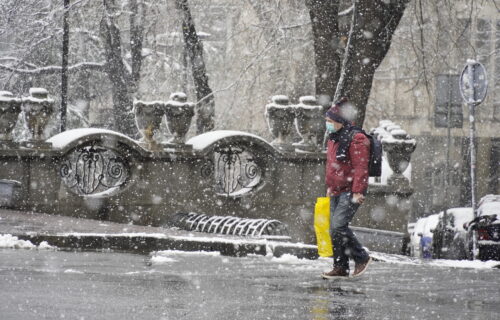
[314,197,333,257]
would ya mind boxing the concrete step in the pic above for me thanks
[0,208,318,259]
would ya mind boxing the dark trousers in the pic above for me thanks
[330,192,369,270]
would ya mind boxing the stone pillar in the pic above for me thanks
[164,92,195,150]
[354,120,418,234]
[0,91,22,149]
[293,96,325,152]
[21,88,55,148]
[374,120,417,190]
[265,95,295,152]
[133,100,166,151]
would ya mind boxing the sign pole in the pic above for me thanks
[466,61,478,260]
[459,59,488,261]
[442,77,452,259]
[468,101,478,259]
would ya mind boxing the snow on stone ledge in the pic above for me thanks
[47,128,138,150]
[186,130,270,151]
[0,234,55,250]
[133,99,165,106]
[0,91,19,102]
[29,87,48,96]
[169,92,187,100]
[373,119,416,146]
[57,232,168,239]
[271,95,289,103]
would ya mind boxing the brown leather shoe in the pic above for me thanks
[321,267,349,279]
[352,256,372,277]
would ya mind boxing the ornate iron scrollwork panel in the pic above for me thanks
[208,145,262,196]
[60,144,129,196]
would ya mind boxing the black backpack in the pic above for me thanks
[349,129,382,177]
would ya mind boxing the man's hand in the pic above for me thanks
[326,187,332,197]
[352,193,365,204]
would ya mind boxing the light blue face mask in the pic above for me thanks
[326,122,337,133]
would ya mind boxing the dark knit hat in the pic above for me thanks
[325,97,351,124]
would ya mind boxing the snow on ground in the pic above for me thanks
[63,269,84,274]
[2,232,497,270]
[371,251,500,269]
[150,248,500,270]
[149,255,177,264]
[154,250,221,257]
[0,234,55,250]
[268,251,500,270]
[150,250,220,265]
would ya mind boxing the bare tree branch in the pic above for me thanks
[129,0,145,87]
[0,61,106,75]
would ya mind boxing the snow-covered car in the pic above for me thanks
[431,208,473,260]
[408,213,440,258]
[463,194,500,261]
[408,208,473,260]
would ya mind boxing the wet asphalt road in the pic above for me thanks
[0,249,499,320]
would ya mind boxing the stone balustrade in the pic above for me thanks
[265,95,295,152]
[371,120,417,189]
[0,89,417,246]
[0,91,22,149]
[264,95,328,153]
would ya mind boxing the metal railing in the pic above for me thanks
[171,212,289,238]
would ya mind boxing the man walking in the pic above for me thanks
[322,97,372,279]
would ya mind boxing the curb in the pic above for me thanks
[15,233,320,260]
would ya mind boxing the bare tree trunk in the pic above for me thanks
[335,0,408,126]
[306,0,342,108]
[176,0,215,134]
[100,0,141,137]
[129,0,144,93]
[60,0,70,132]
[74,13,91,124]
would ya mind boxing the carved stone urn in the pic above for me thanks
[293,96,325,152]
[265,95,295,152]
[133,100,166,150]
[0,91,22,148]
[378,120,417,188]
[21,88,54,148]
[164,92,195,147]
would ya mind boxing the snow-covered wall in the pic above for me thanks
[0,126,416,245]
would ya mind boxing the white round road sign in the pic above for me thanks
[459,60,488,105]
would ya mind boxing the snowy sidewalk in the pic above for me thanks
[0,208,318,258]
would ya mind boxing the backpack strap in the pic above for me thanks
[348,129,366,143]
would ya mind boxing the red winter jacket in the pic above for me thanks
[326,132,370,195]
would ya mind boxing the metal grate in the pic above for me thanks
[200,145,263,196]
[60,143,128,196]
[171,212,289,238]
